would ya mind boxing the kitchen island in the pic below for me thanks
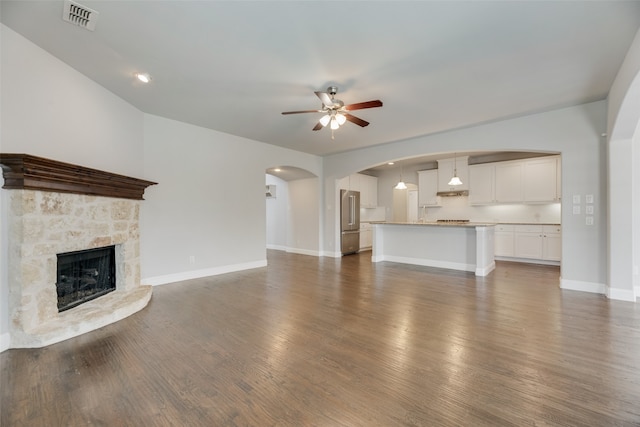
[371,222,496,276]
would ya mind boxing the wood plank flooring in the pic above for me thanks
[2,250,640,426]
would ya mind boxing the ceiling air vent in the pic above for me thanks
[62,0,99,31]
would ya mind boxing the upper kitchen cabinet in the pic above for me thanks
[417,169,441,207]
[469,155,560,205]
[338,173,378,208]
[359,174,378,208]
[495,161,524,203]
[523,156,560,202]
[437,156,469,192]
[468,163,495,204]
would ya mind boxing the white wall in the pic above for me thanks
[607,27,640,301]
[0,25,144,175]
[266,174,288,250]
[324,101,608,292]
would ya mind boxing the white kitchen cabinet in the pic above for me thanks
[437,157,469,192]
[514,224,561,261]
[523,156,559,203]
[359,174,378,208]
[469,163,495,205]
[542,225,562,261]
[359,223,372,250]
[495,161,524,203]
[417,170,441,207]
[494,224,515,257]
[515,225,543,259]
[338,174,378,208]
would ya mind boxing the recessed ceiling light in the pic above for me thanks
[135,73,151,83]
[387,162,395,165]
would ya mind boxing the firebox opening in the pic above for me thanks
[56,246,116,312]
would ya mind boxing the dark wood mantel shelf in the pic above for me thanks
[0,154,157,200]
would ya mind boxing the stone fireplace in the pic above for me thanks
[1,154,157,348]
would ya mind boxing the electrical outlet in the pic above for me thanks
[573,206,581,215]
[573,194,581,204]
[586,216,594,225]
[586,205,594,215]
[585,194,594,204]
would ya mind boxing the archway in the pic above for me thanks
[265,166,321,256]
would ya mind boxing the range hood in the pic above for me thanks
[436,190,469,197]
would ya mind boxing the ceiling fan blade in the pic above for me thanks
[315,91,334,107]
[344,113,370,127]
[312,121,324,131]
[281,109,323,115]
[344,100,383,111]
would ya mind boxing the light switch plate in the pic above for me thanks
[573,206,581,215]
[586,205,594,215]
[586,216,594,225]
[585,194,594,204]
[573,195,581,204]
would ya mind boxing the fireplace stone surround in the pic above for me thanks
[1,154,157,348]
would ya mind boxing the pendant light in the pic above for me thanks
[395,163,407,190]
[448,153,463,186]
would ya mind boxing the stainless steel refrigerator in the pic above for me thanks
[340,190,360,255]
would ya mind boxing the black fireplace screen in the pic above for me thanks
[56,246,116,312]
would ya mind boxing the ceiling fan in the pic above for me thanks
[282,86,382,138]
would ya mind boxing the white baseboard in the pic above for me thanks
[142,259,267,287]
[606,286,637,302]
[560,278,606,295]
[266,244,287,251]
[286,248,321,257]
[321,250,342,258]
[0,332,10,352]
[372,255,475,273]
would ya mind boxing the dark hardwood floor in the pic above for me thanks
[2,251,640,426]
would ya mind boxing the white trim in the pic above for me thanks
[606,286,637,302]
[321,250,342,258]
[266,244,287,251]
[560,278,606,295]
[143,260,267,287]
[495,256,561,266]
[636,286,640,301]
[286,248,321,257]
[476,261,496,277]
[0,333,10,352]
[372,255,476,274]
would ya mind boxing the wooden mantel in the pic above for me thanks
[0,153,157,200]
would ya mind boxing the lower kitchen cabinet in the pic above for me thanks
[496,224,561,263]
[360,223,372,250]
[494,224,515,257]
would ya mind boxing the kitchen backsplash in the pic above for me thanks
[417,196,561,223]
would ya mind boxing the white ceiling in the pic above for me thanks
[2,1,640,157]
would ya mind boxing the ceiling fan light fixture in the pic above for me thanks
[336,113,347,125]
[330,117,340,130]
[319,114,331,127]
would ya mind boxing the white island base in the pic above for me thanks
[371,223,496,276]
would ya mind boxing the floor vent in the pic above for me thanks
[62,0,99,31]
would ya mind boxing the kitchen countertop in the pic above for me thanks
[371,221,496,227]
[367,221,560,226]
